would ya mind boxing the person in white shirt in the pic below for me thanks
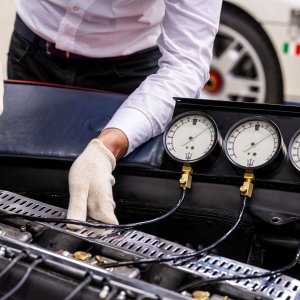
[8,0,222,228]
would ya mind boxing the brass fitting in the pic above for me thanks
[192,290,210,300]
[240,170,255,198]
[179,164,193,189]
[95,255,108,265]
[73,251,91,261]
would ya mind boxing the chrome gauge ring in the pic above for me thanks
[289,129,300,172]
[164,112,220,163]
[225,116,283,170]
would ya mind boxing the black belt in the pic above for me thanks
[14,15,157,61]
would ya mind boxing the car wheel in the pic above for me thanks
[202,5,283,104]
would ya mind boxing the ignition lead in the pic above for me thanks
[0,256,44,300]
[101,195,248,268]
[177,242,300,292]
[100,170,254,268]
[0,190,187,229]
[63,272,93,300]
[0,164,192,229]
[0,251,28,279]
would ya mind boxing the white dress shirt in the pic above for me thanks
[16,0,222,155]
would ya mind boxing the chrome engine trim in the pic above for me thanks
[0,190,299,300]
[0,235,187,300]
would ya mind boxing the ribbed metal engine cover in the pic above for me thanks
[0,190,299,300]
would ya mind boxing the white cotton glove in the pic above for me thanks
[67,139,119,230]
[0,62,3,115]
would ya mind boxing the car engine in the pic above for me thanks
[0,82,299,299]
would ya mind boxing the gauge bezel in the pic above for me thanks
[288,128,300,172]
[224,116,283,170]
[163,111,219,163]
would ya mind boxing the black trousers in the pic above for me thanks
[7,30,161,94]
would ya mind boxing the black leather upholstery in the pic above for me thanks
[0,82,164,167]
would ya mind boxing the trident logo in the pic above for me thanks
[185,152,193,160]
[247,159,255,167]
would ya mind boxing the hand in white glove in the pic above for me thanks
[67,138,119,230]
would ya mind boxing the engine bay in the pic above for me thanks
[0,190,298,300]
[0,82,300,299]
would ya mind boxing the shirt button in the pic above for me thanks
[73,5,80,11]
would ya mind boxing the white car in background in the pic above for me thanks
[203,0,300,104]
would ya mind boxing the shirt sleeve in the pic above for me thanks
[105,0,223,155]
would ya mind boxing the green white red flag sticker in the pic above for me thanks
[283,42,300,56]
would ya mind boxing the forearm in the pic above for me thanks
[97,128,129,160]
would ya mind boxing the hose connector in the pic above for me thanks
[240,170,255,198]
[179,164,193,189]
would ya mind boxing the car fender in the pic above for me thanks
[225,0,300,103]
[226,0,299,24]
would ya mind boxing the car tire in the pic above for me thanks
[203,4,284,104]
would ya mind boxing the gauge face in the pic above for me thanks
[164,112,219,163]
[225,117,282,169]
[289,129,300,172]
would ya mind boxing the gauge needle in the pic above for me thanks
[181,127,209,146]
[242,133,272,152]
